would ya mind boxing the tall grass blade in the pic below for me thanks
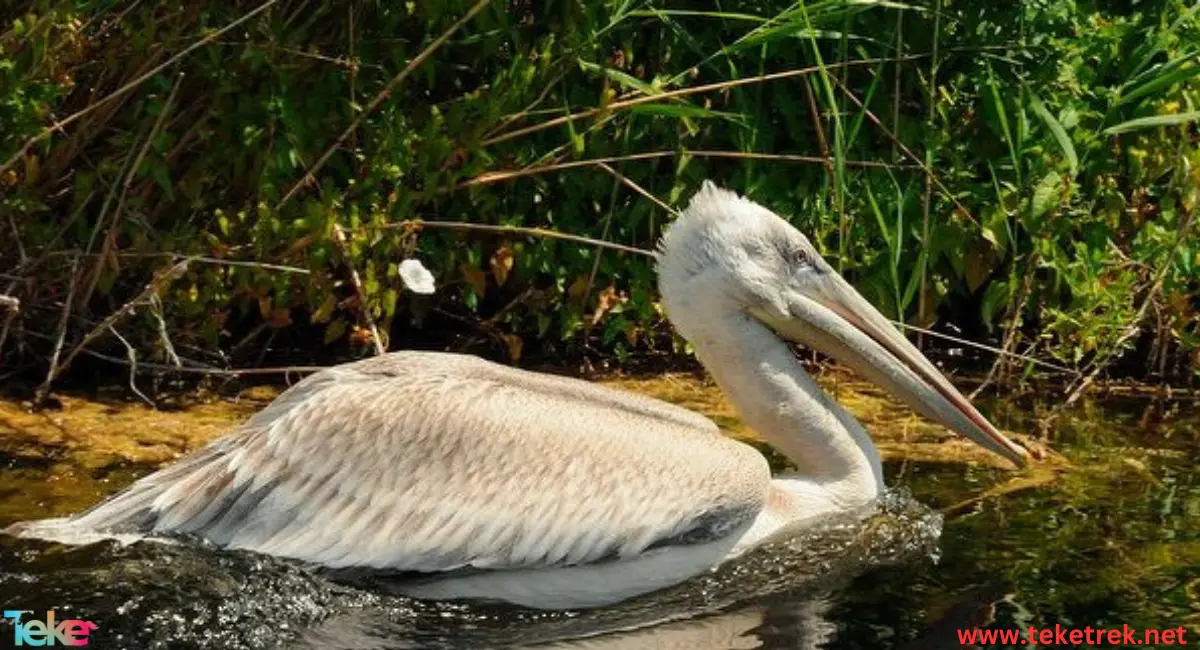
[1028,92,1078,177]
[1103,111,1200,135]
[628,9,767,22]
[1119,57,1200,106]
[985,64,1021,186]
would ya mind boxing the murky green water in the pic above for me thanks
[0,381,1196,649]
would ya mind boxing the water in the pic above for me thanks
[0,375,1196,649]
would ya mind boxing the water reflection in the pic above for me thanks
[298,597,841,650]
[895,585,1009,650]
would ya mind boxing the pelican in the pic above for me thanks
[7,182,1027,610]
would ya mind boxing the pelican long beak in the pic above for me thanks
[753,271,1029,469]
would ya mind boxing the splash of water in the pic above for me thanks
[0,490,940,650]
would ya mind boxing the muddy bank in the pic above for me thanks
[0,365,1067,525]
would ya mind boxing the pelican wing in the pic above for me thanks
[68,352,770,572]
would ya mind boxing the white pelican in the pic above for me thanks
[7,182,1027,610]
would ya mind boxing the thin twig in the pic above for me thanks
[482,68,571,141]
[455,150,909,191]
[150,294,182,368]
[79,131,142,304]
[891,9,904,163]
[5,213,26,264]
[802,77,837,212]
[580,159,627,334]
[593,162,680,217]
[690,150,915,169]
[274,46,358,69]
[831,76,977,226]
[482,55,927,147]
[36,257,81,407]
[971,251,1043,398]
[48,250,311,275]
[374,220,656,258]
[0,0,282,177]
[332,225,385,355]
[348,3,358,151]
[0,294,19,362]
[171,255,310,275]
[803,77,834,171]
[277,0,494,208]
[108,325,155,407]
[917,0,942,346]
[892,321,1076,375]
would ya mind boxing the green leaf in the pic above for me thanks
[323,318,347,345]
[1028,93,1078,177]
[382,288,399,318]
[311,294,336,324]
[1031,171,1063,219]
[865,185,894,252]
[985,65,1020,185]
[578,60,660,96]
[981,205,1009,252]
[980,280,1011,329]
[727,27,861,53]
[629,103,745,124]
[1103,111,1200,135]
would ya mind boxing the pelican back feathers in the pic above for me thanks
[32,352,770,577]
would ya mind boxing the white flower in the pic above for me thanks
[399,259,436,294]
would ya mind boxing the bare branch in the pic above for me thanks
[49,251,312,275]
[36,257,81,407]
[593,162,680,217]
[689,149,916,169]
[455,150,909,192]
[374,220,655,258]
[108,325,155,407]
[45,261,190,399]
[891,321,1077,376]
[150,294,182,368]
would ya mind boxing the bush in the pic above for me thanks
[1,0,1197,390]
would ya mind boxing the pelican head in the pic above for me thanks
[659,181,1028,468]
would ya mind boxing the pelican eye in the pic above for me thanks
[787,246,811,270]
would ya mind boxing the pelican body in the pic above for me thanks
[7,183,1028,609]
